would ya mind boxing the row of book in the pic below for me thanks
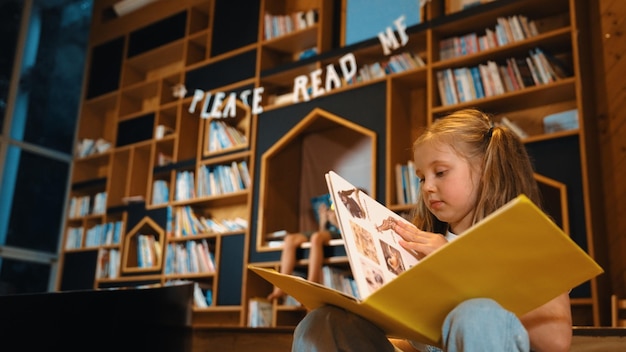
[395,161,421,205]
[437,47,568,106]
[495,109,579,140]
[439,14,539,60]
[65,227,84,249]
[74,137,111,158]
[136,233,161,268]
[152,179,169,205]
[263,9,318,41]
[96,248,119,279]
[84,220,123,247]
[68,191,106,219]
[196,160,251,197]
[153,160,251,205]
[168,205,248,238]
[322,265,359,298]
[175,170,196,201]
[248,297,273,327]
[206,120,247,153]
[350,51,426,85]
[164,239,216,275]
[193,282,213,308]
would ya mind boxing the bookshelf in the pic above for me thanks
[58,0,605,330]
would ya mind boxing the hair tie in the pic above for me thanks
[485,127,493,139]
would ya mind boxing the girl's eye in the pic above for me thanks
[435,170,446,177]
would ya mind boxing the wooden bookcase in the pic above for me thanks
[57,0,606,330]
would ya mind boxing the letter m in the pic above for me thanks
[378,27,400,55]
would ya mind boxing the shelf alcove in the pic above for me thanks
[534,173,569,234]
[256,108,377,251]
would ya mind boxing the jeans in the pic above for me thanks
[292,298,530,352]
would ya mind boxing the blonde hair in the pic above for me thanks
[411,108,541,234]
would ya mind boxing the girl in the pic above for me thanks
[291,109,572,351]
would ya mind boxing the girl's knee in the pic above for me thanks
[294,305,394,352]
[310,231,330,246]
[284,233,306,247]
[301,305,349,326]
[451,298,501,317]
[443,298,529,351]
[445,298,506,328]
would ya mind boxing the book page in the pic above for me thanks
[326,171,420,299]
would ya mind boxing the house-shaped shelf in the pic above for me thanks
[122,216,165,274]
[256,108,377,250]
[534,173,569,234]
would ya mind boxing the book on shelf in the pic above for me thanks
[264,9,318,40]
[395,161,420,205]
[151,180,169,205]
[65,226,83,249]
[453,67,472,102]
[122,195,145,204]
[76,138,112,157]
[499,116,529,139]
[96,248,110,279]
[322,265,358,297]
[76,138,95,157]
[197,239,216,273]
[469,66,485,99]
[94,138,111,154]
[193,282,211,308]
[498,65,516,92]
[486,60,505,95]
[266,229,288,241]
[269,91,296,106]
[296,47,318,60]
[543,109,578,133]
[395,163,407,205]
[97,248,119,279]
[113,220,122,244]
[157,152,174,166]
[155,124,174,139]
[477,63,493,97]
[250,171,603,346]
[514,57,537,88]
[248,297,274,327]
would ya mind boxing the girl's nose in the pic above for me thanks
[421,178,434,192]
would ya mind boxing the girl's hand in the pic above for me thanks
[393,221,448,259]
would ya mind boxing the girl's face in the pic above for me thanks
[414,141,481,234]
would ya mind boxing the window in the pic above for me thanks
[0,0,23,135]
[344,0,422,45]
[0,0,92,295]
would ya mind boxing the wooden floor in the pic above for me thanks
[192,327,294,352]
[192,326,626,352]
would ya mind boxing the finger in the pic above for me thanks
[398,240,425,260]
[394,224,428,244]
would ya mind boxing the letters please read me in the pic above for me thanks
[187,15,409,118]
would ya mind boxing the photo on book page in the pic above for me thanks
[325,170,420,299]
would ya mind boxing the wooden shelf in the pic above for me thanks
[60,0,604,332]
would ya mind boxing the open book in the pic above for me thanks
[249,171,603,346]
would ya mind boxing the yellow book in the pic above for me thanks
[249,171,603,346]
